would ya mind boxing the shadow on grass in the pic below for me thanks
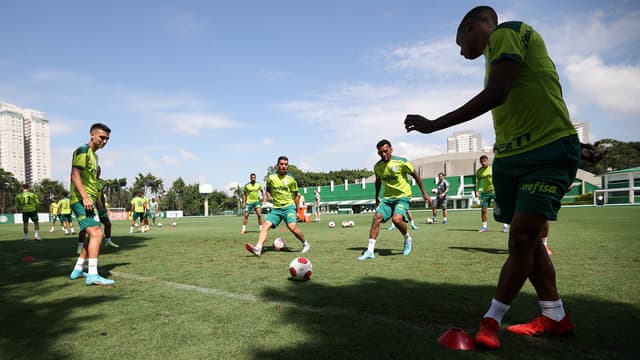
[253,277,639,360]
[347,247,403,257]
[0,235,151,359]
[449,246,509,255]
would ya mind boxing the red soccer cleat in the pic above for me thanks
[245,243,260,256]
[507,314,574,337]
[474,317,501,349]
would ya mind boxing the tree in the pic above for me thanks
[0,168,20,213]
[104,177,128,208]
[132,173,164,198]
[263,164,374,187]
[580,139,640,175]
[33,178,66,212]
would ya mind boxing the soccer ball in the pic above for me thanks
[172,222,177,227]
[431,188,437,194]
[273,237,286,251]
[328,221,336,228]
[289,257,313,281]
[157,223,163,227]
[427,217,434,224]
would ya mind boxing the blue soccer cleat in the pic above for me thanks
[358,250,375,260]
[69,269,87,280]
[403,237,413,256]
[85,274,115,286]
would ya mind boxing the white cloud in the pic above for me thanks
[166,13,207,37]
[564,55,640,116]
[162,112,239,135]
[143,156,160,170]
[180,149,196,160]
[163,155,181,166]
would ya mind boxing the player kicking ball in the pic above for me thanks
[245,156,311,256]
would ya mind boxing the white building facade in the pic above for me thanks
[0,101,51,185]
[447,131,482,153]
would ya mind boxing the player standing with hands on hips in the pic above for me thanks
[404,6,577,349]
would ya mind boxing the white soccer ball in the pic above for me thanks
[427,217,434,224]
[431,188,437,194]
[289,257,313,281]
[172,222,177,227]
[273,237,286,251]
[157,223,163,227]
[328,221,336,228]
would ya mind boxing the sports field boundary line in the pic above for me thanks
[0,251,427,332]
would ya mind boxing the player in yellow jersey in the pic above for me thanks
[404,6,577,348]
[358,139,431,260]
[15,184,41,241]
[49,195,60,232]
[58,191,76,235]
[240,173,265,234]
[245,156,311,256]
[129,192,147,234]
[475,155,509,233]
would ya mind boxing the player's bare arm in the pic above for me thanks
[71,167,93,210]
[405,60,520,134]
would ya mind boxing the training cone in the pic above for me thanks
[22,255,34,262]
[437,327,475,351]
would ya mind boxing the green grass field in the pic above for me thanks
[1,206,639,359]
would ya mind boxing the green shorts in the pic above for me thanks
[59,213,73,223]
[265,205,297,228]
[22,211,39,224]
[376,197,410,223]
[133,211,145,221]
[480,192,497,208]
[244,201,262,214]
[71,202,100,231]
[493,135,579,224]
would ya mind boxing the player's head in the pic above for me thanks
[276,156,289,175]
[250,173,256,182]
[438,172,445,179]
[479,155,489,167]
[62,190,69,197]
[89,123,111,150]
[22,184,29,191]
[456,6,498,60]
[376,139,393,162]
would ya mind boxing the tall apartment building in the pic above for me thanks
[447,131,482,153]
[0,101,51,185]
[573,122,589,143]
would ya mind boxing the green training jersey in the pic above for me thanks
[15,191,39,212]
[485,21,576,158]
[476,166,495,194]
[50,201,60,214]
[374,155,414,199]
[266,173,298,208]
[70,144,100,204]
[131,196,146,212]
[59,198,72,214]
[244,182,263,203]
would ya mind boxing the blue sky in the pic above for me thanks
[2,0,639,193]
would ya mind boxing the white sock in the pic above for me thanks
[540,300,565,321]
[24,233,29,240]
[542,237,548,245]
[404,233,411,240]
[482,222,488,227]
[367,239,376,253]
[242,225,246,231]
[74,257,85,271]
[411,220,416,226]
[130,226,133,232]
[88,258,98,275]
[34,231,39,238]
[255,243,262,252]
[484,298,511,326]
[443,217,447,222]
[259,225,262,230]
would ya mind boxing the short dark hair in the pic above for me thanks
[90,123,111,133]
[479,155,489,161]
[277,156,288,163]
[458,6,498,32]
[438,172,445,176]
[250,173,256,177]
[22,184,29,190]
[376,139,391,149]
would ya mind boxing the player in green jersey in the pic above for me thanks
[240,173,265,234]
[49,196,60,232]
[15,184,41,241]
[58,191,76,235]
[68,122,115,286]
[475,155,509,233]
[245,156,311,256]
[358,139,431,260]
[404,6,578,348]
[129,192,147,234]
